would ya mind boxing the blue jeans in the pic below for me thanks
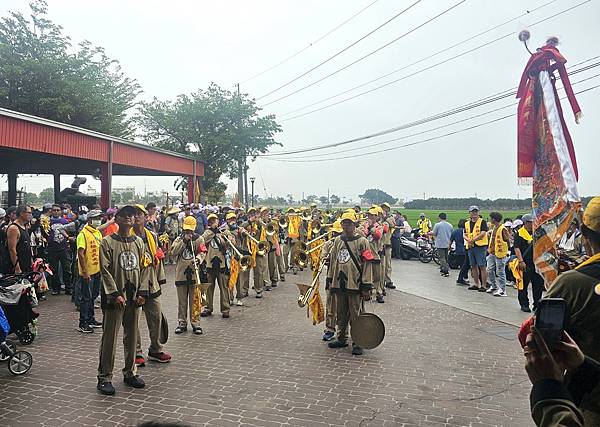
[79,273,100,326]
[487,255,508,292]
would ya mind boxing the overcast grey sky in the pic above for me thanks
[1,0,599,203]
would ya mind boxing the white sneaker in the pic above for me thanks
[493,290,507,297]
[486,286,497,294]
[236,299,244,306]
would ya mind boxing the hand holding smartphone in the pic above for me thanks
[535,298,567,349]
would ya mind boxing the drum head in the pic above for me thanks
[351,313,385,349]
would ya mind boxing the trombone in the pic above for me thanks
[293,240,326,269]
[297,257,327,307]
[296,231,329,253]
[221,237,252,271]
[190,237,208,317]
[239,227,269,256]
[311,222,334,235]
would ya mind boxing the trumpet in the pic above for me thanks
[296,231,329,252]
[293,241,326,268]
[278,217,288,228]
[301,209,312,221]
[240,227,269,256]
[221,237,252,271]
[311,222,334,235]
[297,257,327,307]
[265,222,277,237]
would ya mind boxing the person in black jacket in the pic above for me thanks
[524,327,600,426]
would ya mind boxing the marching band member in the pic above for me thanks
[202,213,234,318]
[248,208,268,298]
[287,208,303,275]
[321,219,343,342]
[363,207,385,303]
[381,203,396,290]
[260,207,279,289]
[132,205,171,366]
[170,216,206,335]
[275,212,287,282]
[236,215,253,303]
[97,205,148,396]
[326,211,374,356]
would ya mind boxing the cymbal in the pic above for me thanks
[351,312,385,349]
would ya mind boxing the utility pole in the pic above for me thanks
[236,82,247,210]
[327,188,330,207]
[250,177,256,207]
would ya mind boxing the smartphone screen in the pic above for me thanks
[536,299,566,348]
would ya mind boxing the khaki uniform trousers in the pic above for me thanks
[98,304,140,383]
[253,255,268,292]
[136,296,163,355]
[383,246,393,284]
[372,259,383,296]
[325,290,337,333]
[206,269,230,313]
[282,243,290,271]
[176,284,200,328]
[289,239,301,269]
[237,269,250,299]
[267,250,278,284]
[275,249,286,280]
[335,291,362,343]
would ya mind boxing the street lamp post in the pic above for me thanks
[250,177,255,207]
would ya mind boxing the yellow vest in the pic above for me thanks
[493,224,509,258]
[417,218,431,234]
[77,225,102,275]
[465,218,489,247]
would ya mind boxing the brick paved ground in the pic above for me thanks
[0,260,534,426]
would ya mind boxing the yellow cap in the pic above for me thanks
[167,207,181,215]
[310,203,317,208]
[182,216,197,231]
[367,208,380,216]
[260,206,270,213]
[381,202,391,209]
[331,220,343,234]
[583,196,600,234]
[340,211,357,223]
[287,207,296,214]
[207,213,218,221]
[134,204,147,214]
[225,212,236,221]
[247,207,257,215]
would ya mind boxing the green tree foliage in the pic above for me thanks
[318,196,329,205]
[25,192,40,205]
[137,83,281,200]
[0,0,140,137]
[359,189,398,205]
[329,194,340,205]
[38,187,54,203]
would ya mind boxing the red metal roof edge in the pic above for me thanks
[0,107,203,165]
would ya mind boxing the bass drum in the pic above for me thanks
[351,312,385,349]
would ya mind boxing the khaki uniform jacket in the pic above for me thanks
[383,217,395,247]
[326,234,373,293]
[138,230,166,298]
[170,234,206,286]
[202,228,234,271]
[363,222,384,262]
[100,233,148,309]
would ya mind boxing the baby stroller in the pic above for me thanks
[0,306,33,375]
[0,272,39,345]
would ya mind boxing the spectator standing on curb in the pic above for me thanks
[430,213,453,277]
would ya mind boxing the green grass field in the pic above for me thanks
[397,209,526,227]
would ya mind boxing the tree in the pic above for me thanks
[318,196,329,205]
[286,194,294,205]
[0,0,141,137]
[330,194,340,205]
[25,192,40,205]
[38,187,54,203]
[359,189,397,205]
[137,83,281,200]
[121,191,134,204]
[110,191,122,205]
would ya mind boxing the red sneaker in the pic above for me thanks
[147,352,172,363]
[135,355,146,367]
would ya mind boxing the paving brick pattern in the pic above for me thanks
[0,262,534,426]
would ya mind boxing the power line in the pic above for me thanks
[256,0,424,100]
[279,0,559,117]
[241,0,382,84]
[260,58,600,157]
[261,0,468,107]
[268,72,600,160]
[261,84,600,163]
[280,0,591,122]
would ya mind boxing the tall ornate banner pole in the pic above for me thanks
[516,31,583,286]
